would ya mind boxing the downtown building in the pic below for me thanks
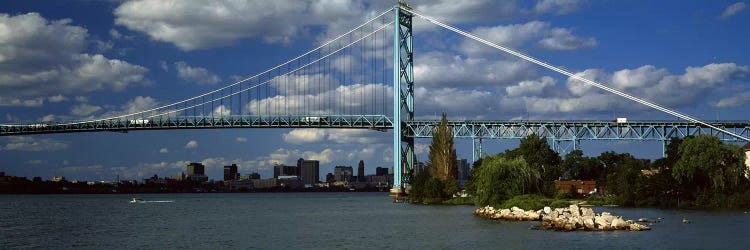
[298,158,319,187]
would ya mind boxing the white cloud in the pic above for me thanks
[1,136,68,151]
[48,95,67,103]
[537,28,597,50]
[75,96,89,103]
[713,92,750,108]
[547,63,750,114]
[212,105,231,116]
[159,148,169,154]
[0,13,149,105]
[505,76,556,97]
[185,140,199,149]
[534,0,585,15]
[246,83,392,115]
[114,0,375,50]
[109,29,122,39]
[283,129,327,144]
[236,137,248,142]
[70,103,102,116]
[159,60,168,72]
[282,129,388,144]
[414,51,535,88]
[461,21,596,54]
[40,114,57,122]
[174,61,221,84]
[720,2,747,19]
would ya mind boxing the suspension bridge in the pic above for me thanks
[2,3,749,196]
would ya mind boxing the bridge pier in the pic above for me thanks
[392,3,415,192]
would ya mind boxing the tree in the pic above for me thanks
[505,134,561,194]
[561,150,603,180]
[472,156,541,207]
[673,135,745,194]
[428,113,458,181]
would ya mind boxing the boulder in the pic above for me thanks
[543,206,552,215]
[629,223,651,231]
[611,218,628,230]
[637,218,649,223]
[569,204,580,217]
[581,207,595,217]
[583,217,596,230]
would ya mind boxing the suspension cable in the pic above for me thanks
[402,8,750,142]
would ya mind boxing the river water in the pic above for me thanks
[1,193,748,249]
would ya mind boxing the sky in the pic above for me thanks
[1,0,749,182]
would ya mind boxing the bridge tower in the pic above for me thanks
[391,2,415,197]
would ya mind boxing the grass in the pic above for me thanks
[498,194,571,210]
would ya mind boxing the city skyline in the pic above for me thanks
[1,1,750,181]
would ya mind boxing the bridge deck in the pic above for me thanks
[2,116,749,142]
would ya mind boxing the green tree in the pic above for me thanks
[560,150,603,180]
[505,134,561,194]
[673,135,745,194]
[429,113,458,181]
[472,156,541,207]
[463,158,483,196]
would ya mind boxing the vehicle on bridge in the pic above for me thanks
[301,116,328,122]
[613,118,628,123]
[128,119,150,125]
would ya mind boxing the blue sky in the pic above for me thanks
[1,0,749,181]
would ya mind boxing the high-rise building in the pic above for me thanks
[334,166,354,182]
[186,162,208,182]
[187,162,205,176]
[358,160,365,182]
[224,164,239,181]
[273,164,298,179]
[298,158,319,187]
[456,159,470,187]
[375,167,389,176]
[325,173,335,183]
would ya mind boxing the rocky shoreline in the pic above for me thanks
[474,204,651,231]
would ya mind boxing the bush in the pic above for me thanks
[473,156,541,207]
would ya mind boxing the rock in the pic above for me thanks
[530,211,541,220]
[611,218,628,230]
[543,206,552,215]
[629,223,651,231]
[583,217,596,230]
[637,218,648,222]
[682,218,690,224]
[569,204,580,217]
[581,207,595,217]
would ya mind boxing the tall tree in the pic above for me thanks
[429,113,457,181]
[673,135,745,194]
[506,134,561,194]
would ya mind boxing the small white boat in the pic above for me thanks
[130,198,144,203]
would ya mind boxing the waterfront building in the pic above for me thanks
[273,164,298,179]
[358,160,365,182]
[326,173,335,183]
[52,176,66,182]
[186,162,208,182]
[375,167,389,176]
[252,178,278,189]
[224,164,239,181]
[334,166,354,182]
[457,159,470,188]
[554,180,598,195]
[278,175,302,188]
[298,158,320,187]
[744,143,750,179]
[248,172,260,179]
[227,179,254,191]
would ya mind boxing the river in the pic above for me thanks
[1,193,748,249]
